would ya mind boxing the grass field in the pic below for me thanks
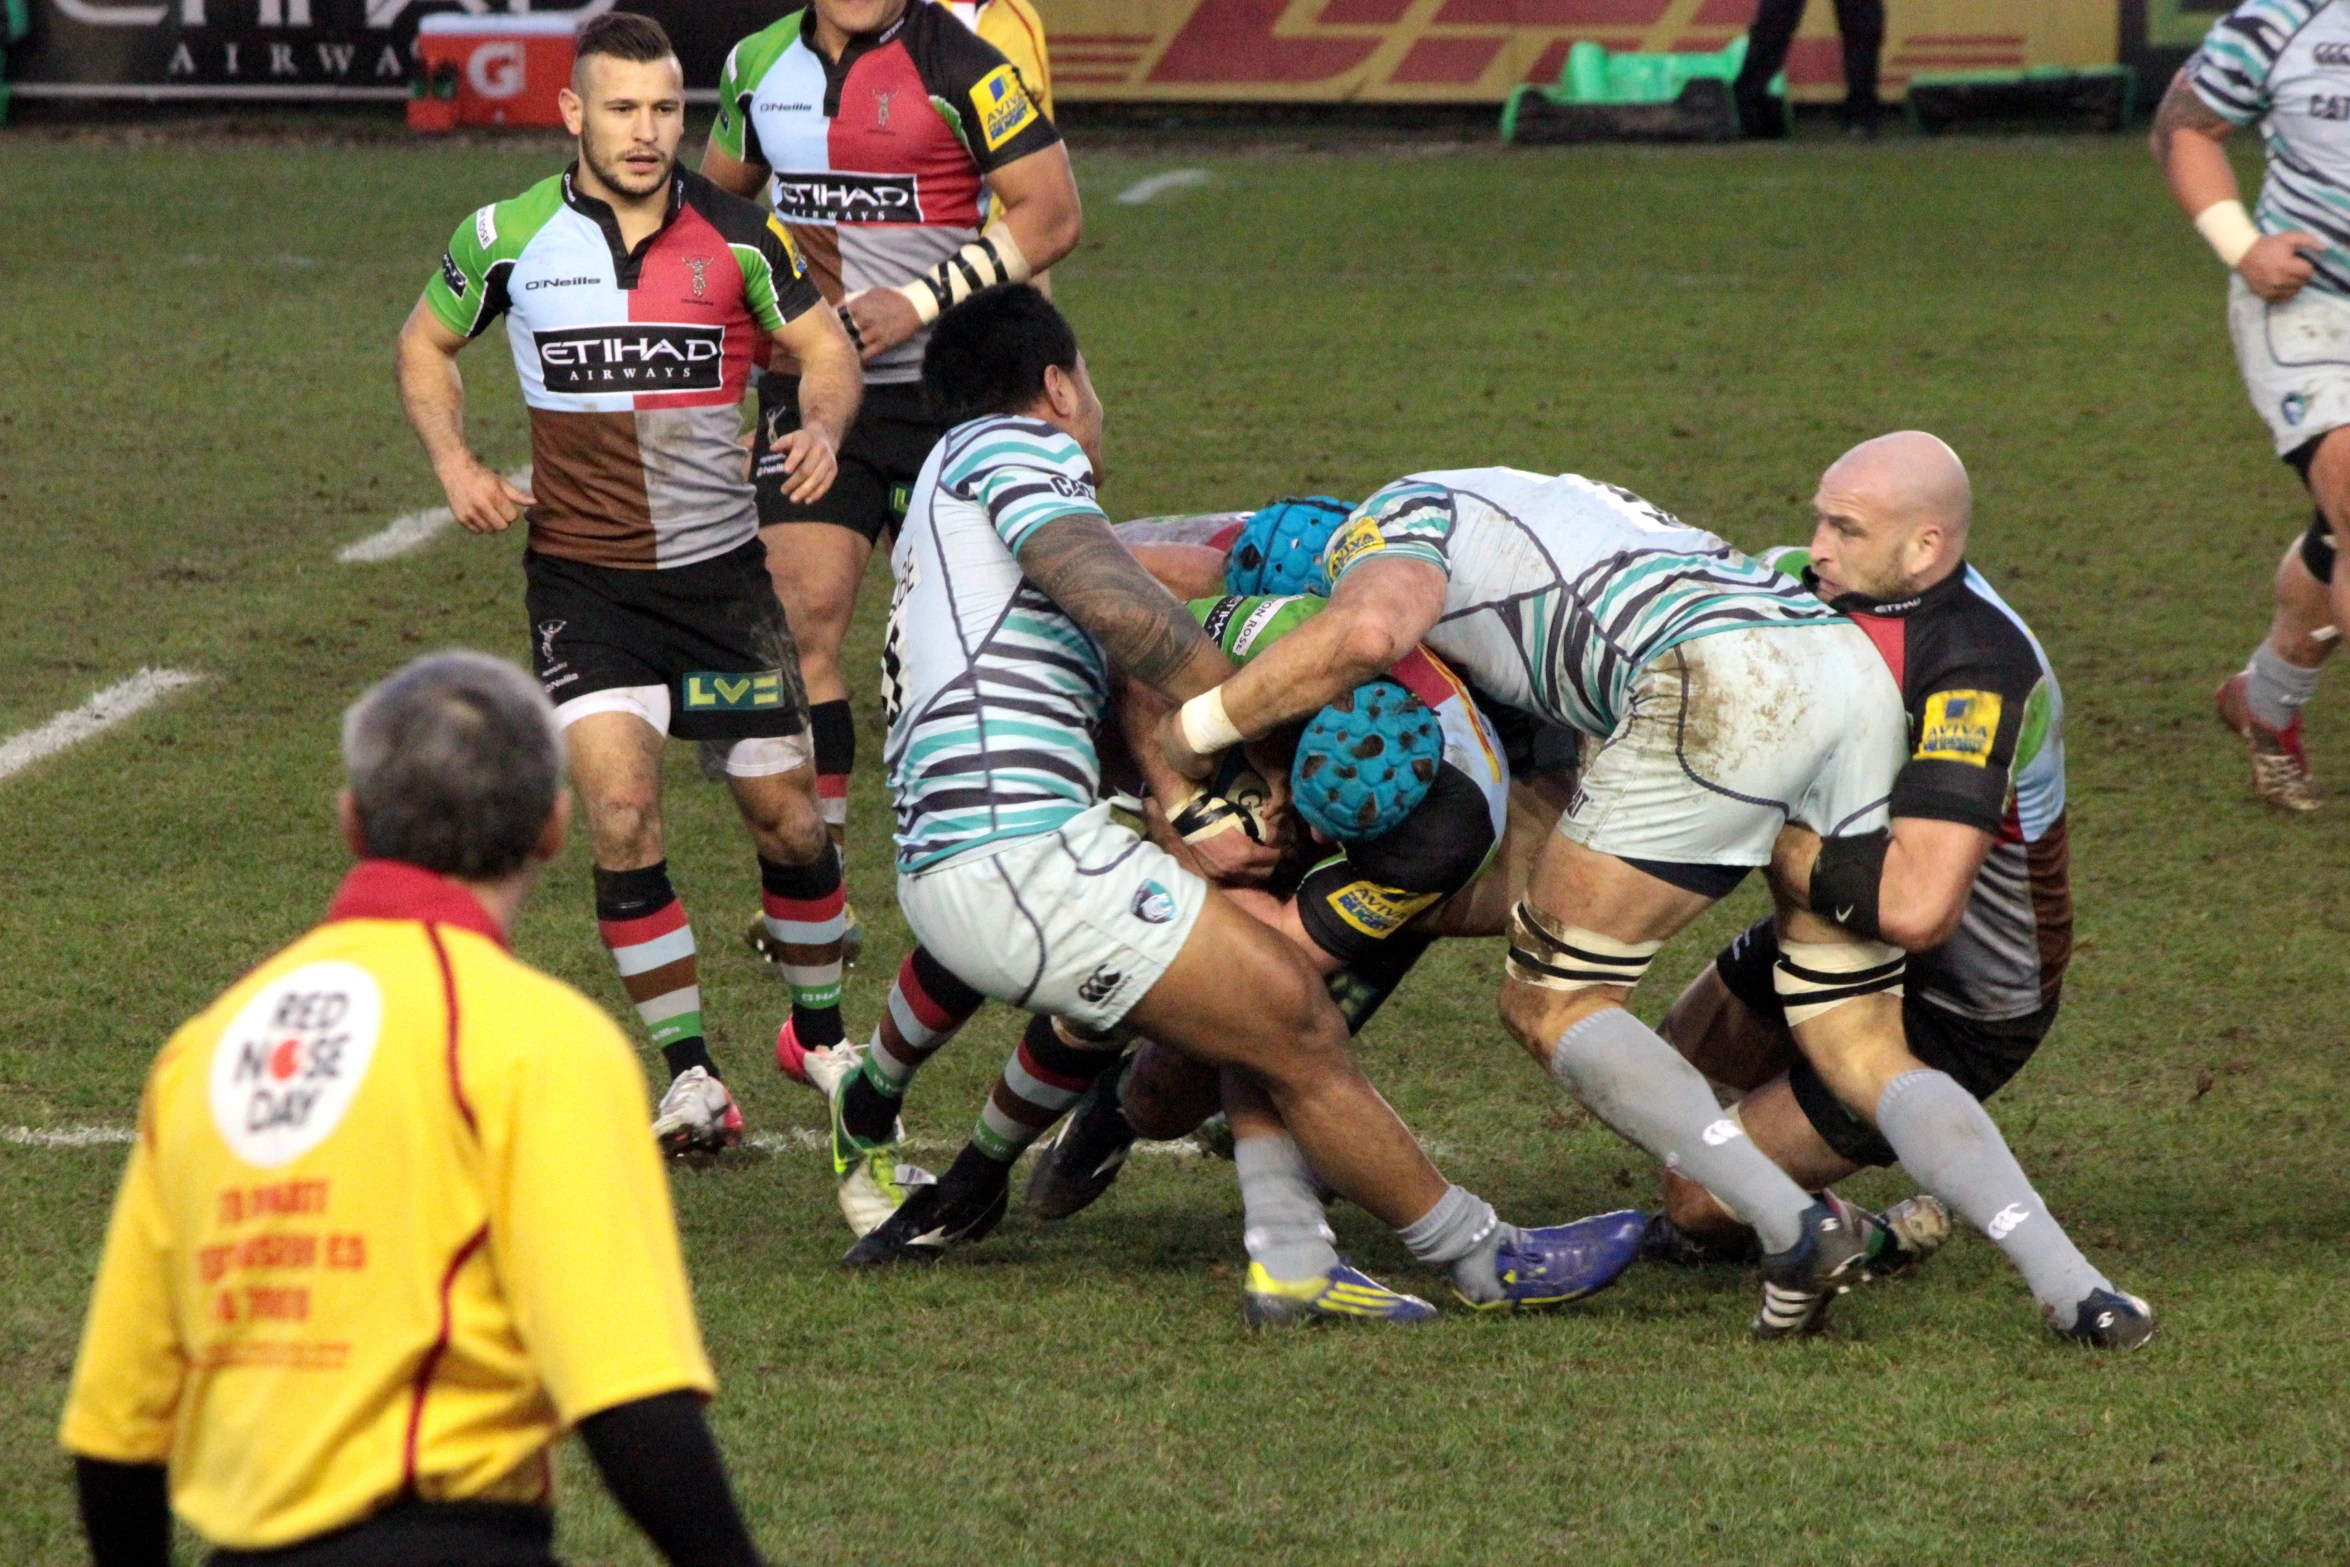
[4,119,2348,1565]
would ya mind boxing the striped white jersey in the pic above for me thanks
[1322,468,1840,738]
[883,416,1111,871]
[2189,0,2350,296]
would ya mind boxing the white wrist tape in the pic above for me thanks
[896,220,1034,324]
[2194,199,2262,268]
[1178,688,1244,756]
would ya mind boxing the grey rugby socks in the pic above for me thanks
[1550,1007,1812,1255]
[1234,1134,1339,1282]
[1875,1068,2110,1328]
[1398,1183,1512,1304]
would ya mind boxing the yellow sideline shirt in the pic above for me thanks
[59,860,715,1552]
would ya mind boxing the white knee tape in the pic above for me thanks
[1773,939,1905,1027]
[1505,901,1666,993]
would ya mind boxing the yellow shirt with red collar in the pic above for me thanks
[58,861,714,1552]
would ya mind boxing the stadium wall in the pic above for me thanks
[0,0,2146,107]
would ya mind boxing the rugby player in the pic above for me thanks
[2153,11,2350,812]
[809,502,1365,1236]
[396,13,861,1154]
[852,283,1642,1322]
[1645,437,2128,1340]
[703,0,1083,1050]
[61,654,765,1567]
[1170,465,2151,1344]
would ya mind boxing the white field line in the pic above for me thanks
[8,1126,1458,1161]
[5,1125,135,1147]
[1115,168,1211,205]
[337,467,533,563]
[0,669,206,785]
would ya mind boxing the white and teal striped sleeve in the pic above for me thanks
[950,423,1105,551]
[2187,0,2311,124]
[1322,479,1457,587]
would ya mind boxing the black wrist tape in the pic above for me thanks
[1809,828,1890,942]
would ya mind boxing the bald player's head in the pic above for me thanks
[1804,431,1972,603]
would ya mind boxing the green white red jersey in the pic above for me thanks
[712,2,1061,383]
[424,166,819,570]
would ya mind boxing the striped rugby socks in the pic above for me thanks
[595,862,713,1081]
[840,946,986,1144]
[758,850,846,1051]
[973,1014,1124,1163]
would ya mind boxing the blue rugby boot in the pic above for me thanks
[1243,1260,1440,1328]
[1460,1209,1645,1313]
[2055,1288,2156,1351]
[1753,1195,1872,1340]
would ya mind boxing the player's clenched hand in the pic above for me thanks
[1144,796,1283,887]
[2240,230,2322,302]
[440,457,533,534]
[839,289,924,362]
[770,425,838,505]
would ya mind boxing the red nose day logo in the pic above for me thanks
[209,962,382,1168]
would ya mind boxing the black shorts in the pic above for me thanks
[1714,917,2057,1169]
[2284,433,2338,584]
[524,538,809,743]
[210,1501,557,1567]
[755,375,942,543]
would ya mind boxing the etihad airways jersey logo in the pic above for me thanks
[771,171,919,224]
[208,962,382,1169]
[534,324,725,393]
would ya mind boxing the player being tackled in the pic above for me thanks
[848,284,1641,1321]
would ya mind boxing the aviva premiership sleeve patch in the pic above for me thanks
[1323,516,1389,580]
[683,671,787,711]
[973,64,1039,151]
[1916,689,2001,766]
[1325,879,1442,939]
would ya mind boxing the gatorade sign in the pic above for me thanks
[208,963,382,1169]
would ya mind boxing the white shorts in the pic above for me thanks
[552,685,811,777]
[1560,621,1904,869]
[2229,273,2350,457]
[896,801,1209,1032]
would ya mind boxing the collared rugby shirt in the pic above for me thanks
[712,1,1062,382]
[1768,548,2075,1022]
[1322,468,1841,740]
[423,166,820,569]
[2190,0,2350,296]
[883,415,1110,870]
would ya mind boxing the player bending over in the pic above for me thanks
[853,282,1641,1322]
[395,13,861,1154]
[1167,465,2149,1345]
[2153,11,2350,811]
[1643,436,2142,1346]
[823,503,1586,1287]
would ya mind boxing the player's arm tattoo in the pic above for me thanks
[1017,513,1230,699]
[2151,68,2233,164]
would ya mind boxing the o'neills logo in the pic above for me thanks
[771,171,919,224]
[208,962,382,1169]
[534,324,726,393]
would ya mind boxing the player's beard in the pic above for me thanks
[581,126,673,203]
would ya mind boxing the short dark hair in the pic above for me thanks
[340,652,563,880]
[921,284,1080,427]
[576,11,675,66]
